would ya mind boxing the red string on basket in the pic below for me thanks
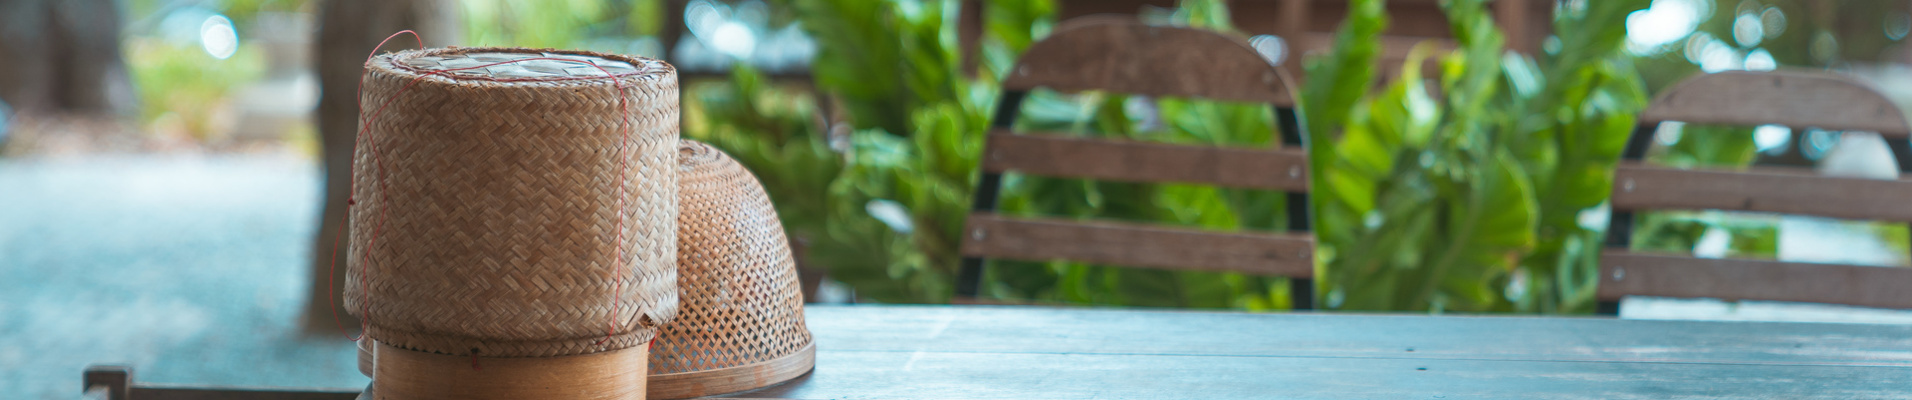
[328,29,422,344]
[327,30,649,353]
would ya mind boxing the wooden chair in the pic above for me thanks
[1597,70,1912,314]
[954,18,1315,309]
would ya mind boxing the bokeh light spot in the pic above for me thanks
[200,15,237,60]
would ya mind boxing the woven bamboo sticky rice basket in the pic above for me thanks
[344,47,680,360]
[649,140,815,399]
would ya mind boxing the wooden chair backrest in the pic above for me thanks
[1598,70,1912,312]
[1005,15,1294,105]
[956,18,1315,308]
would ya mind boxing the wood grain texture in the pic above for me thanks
[355,339,372,378]
[649,343,816,399]
[736,349,1907,400]
[372,341,646,400]
[1002,18,1293,105]
[89,306,1912,399]
[1596,251,1912,309]
[799,306,1912,366]
[960,213,1315,277]
[129,386,361,400]
[1609,163,1912,222]
[1640,70,1910,136]
[981,130,1308,191]
[709,305,1912,399]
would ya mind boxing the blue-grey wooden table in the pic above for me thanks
[717,305,1912,399]
[118,304,1912,399]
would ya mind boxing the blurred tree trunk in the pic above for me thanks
[0,0,135,114]
[306,0,458,335]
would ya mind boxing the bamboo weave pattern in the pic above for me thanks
[650,140,813,385]
[346,47,680,357]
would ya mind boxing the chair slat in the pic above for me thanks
[982,131,1309,191]
[1640,70,1910,137]
[1610,163,1912,222]
[1597,251,1912,310]
[1002,19,1291,104]
[960,213,1314,277]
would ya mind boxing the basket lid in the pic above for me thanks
[386,48,670,82]
[650,139,814,399]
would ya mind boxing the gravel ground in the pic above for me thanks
[0,155,366,400]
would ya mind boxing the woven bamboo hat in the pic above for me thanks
[649,140,815,398]
[345,47,680,358]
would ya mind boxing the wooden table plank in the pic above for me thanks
[736,349,1906,400]
[797,305,1912,366]
[713,305,1912,399]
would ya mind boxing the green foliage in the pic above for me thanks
[777,0,997,303]
[126,0,312,29]
[717,0,1748,313]
[1649,124,1759,168]
[1171,0,1234,31]
[820,103,986,303]
[792,0,969,134]
[682,65,842,252]
[126,38,267,140]
[628,0,666,36]
[1299,0,1384,164]
[462,0,616,48]
[981,0,1053,59]
[1304,0,1650,313]
[123,0,293,139]
[779,0,1295,307]
[1504,0,1652,313]
[218,0,311,27]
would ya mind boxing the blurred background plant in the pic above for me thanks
[125,0,309,150]
[780,0,1306,307]
[1302,0,1648,313]
[125,35,265,143]
[754,0,1912,311]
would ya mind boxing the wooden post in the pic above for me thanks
[308,0,460,336]
[662,0,685,61]
[1496,0,1532,54]
[0,0,136,115]
[82,365,130,400]
[1277,0,1310,77]
[960,0,983,76]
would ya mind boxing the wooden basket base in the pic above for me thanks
[373,341,647,400]
[648,342,816,399]
[357,338,374,378]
